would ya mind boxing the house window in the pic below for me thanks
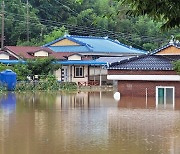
[156,86,175,109]
[74,66,84,78]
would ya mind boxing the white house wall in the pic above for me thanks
[34,50,49,57]
[54,65,88,83]
[0,54,9,60]
[89,66,107,75]
[68,55,81,60]
[71,66,88,83]
[54,68,61,81]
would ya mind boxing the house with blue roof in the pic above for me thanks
[44,35,146,56]
[107,39,180,109]
[44,35,146,85]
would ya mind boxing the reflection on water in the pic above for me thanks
[0,91,180,154]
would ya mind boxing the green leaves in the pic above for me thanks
[121,0,180,29]
[26,57,61,76]
[173,60,180,74]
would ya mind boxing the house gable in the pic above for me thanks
[68,54,82,60]
[156,46,180,55]
[51,38,79,46]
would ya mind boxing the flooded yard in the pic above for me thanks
[0,91,180,154]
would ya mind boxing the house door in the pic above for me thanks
[156,86,175,109]
[61,66,69,82]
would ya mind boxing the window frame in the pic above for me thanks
[156,86,175,109]
[74,66,84,78]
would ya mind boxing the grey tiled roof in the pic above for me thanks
[108,55,180,70]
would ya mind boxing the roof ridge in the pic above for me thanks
[152,41,180,55]
[70,35,106,39]
[109,54,149,67]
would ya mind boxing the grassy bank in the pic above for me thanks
[15,81,77,91]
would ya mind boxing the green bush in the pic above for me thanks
[59,82,77,90]
[15,75,77,91]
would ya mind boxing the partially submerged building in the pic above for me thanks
[107,40,180,109]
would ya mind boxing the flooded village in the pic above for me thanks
[0,0,180,153]
[0,35,179,154]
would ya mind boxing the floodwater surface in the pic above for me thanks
[0,91,180,154]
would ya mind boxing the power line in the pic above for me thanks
[1,0,5,49]
[26,0,29,42]
[4,10,169,43]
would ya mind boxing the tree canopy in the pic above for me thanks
[0,0,180,51]
[121,0,180,29]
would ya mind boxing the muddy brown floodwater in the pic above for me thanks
[0,91,180,154]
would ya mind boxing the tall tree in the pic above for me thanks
[0,0,43,45]
[120,0,180,29]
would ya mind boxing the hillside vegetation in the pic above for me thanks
[0,0,179,51]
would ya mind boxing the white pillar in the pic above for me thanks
[93,65,95,84]
[99,66,102,86]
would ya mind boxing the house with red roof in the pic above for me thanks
[3,46,66,60]
[0,46,106,84]
[0,35,146,85]
[107,39,180,109]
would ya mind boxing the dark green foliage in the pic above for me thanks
[13,64,31,81]
[15,79,77,91]
[120,0,180,29]
[26,57,61,77]
[1,0,179,50]
[17,26,68,46]
[173,60,180,74]
[0,57,61,81]
[59,82,77,90]
[15,75,61,91]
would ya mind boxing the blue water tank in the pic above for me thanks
[0,69,17,91]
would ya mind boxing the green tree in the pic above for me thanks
[173,60,180,74]
[0,0,44,45]
[119,0,180,29]
[26,57,61,77]
[17,26,67,46]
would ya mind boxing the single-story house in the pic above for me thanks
[43,35,146,85]
[107,39,180,109]
[0,46,107,85]
[0,35,146,85]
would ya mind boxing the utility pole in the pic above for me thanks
[26,0,29,42]
[1,1,5,49]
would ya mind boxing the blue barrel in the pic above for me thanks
[0,69,17,91]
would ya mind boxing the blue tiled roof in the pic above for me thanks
[56,60,107,65]
[108,55,180,70]
[48,46,90,52]
[44,35,146,54]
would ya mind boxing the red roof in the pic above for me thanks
[52,52,75,60]
[3,46,93,60]
[4,46,66,60]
